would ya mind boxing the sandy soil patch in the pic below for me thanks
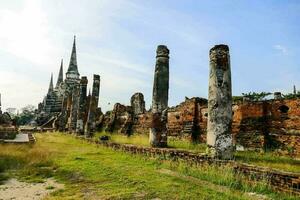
[0,178,64,200]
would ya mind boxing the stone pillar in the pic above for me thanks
[130,92,146,115]
[149,45,169,147]
[207,44,233,159]
[76,76,88,135]
[56,94,68,131]
[85,74,100,137]
[69,86,80,132]
[66,94,73,131]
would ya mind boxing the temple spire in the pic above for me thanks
[66,35,79,77]
[56,59,64,88]
[48,73,54,93]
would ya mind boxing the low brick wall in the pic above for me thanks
[94,140,300,195]
[234,164,300,195]
[98,141,230,165]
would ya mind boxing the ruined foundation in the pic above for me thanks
[207,44,233,159]
[149,45,169,147]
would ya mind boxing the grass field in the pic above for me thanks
[94,132,300,173]
[0,132,298,199]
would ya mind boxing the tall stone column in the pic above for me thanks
[207,44,233,159]
[85,74,100,138]
[66,94,73,131]
[76,76,88,135]
[56,94,68,131]
[69,86,80,132]
[149,45,169,147]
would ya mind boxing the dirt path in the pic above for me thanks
[0,178,64,200]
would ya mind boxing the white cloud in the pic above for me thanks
[0,71,44,111]
[0,0,60,67]
[273,44,288,55]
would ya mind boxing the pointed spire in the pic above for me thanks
[66,35,79,77]
[48,73,54,93]
[56,59,64,88]
[294,85,297,94]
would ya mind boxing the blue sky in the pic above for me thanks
[0,0,299,112]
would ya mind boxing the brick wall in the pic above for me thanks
[100,97,300,154]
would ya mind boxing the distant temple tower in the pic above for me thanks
[56,59,64,89]
[42,74,55,113]
[65,36,81,131]
[65,36,80,84]
[37,36,101,135]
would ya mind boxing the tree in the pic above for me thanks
[15,105,36,125]
[282,92,300,99]
[242,92,272,101]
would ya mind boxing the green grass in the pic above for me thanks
[235,151,300,173]
[95,132,300,173]
[46,185,56,190]
[0,132,297,199]
[94,132,207,153]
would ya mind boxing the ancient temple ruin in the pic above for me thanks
[36,37,101,137]
[32,41,300,156]
[95,44,300,157]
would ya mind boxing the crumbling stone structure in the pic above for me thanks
[168,97,208,142]
[149,45,170,147]
[232,98,300,154]
[85,75,100,137]
[0,94,18,139]
[100,93,300,155]
[36,37,101,136]
[97,43,300,156]
[33,39,300,157]
[104,103,133,134]
[207,44,233,159]
[76,77,88,135]
[131,93,145,115]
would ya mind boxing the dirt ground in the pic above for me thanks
[0,178,64,200]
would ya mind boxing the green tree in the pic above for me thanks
[242,92,272,101]
[282,92,300,99]
[15,105,36,125]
